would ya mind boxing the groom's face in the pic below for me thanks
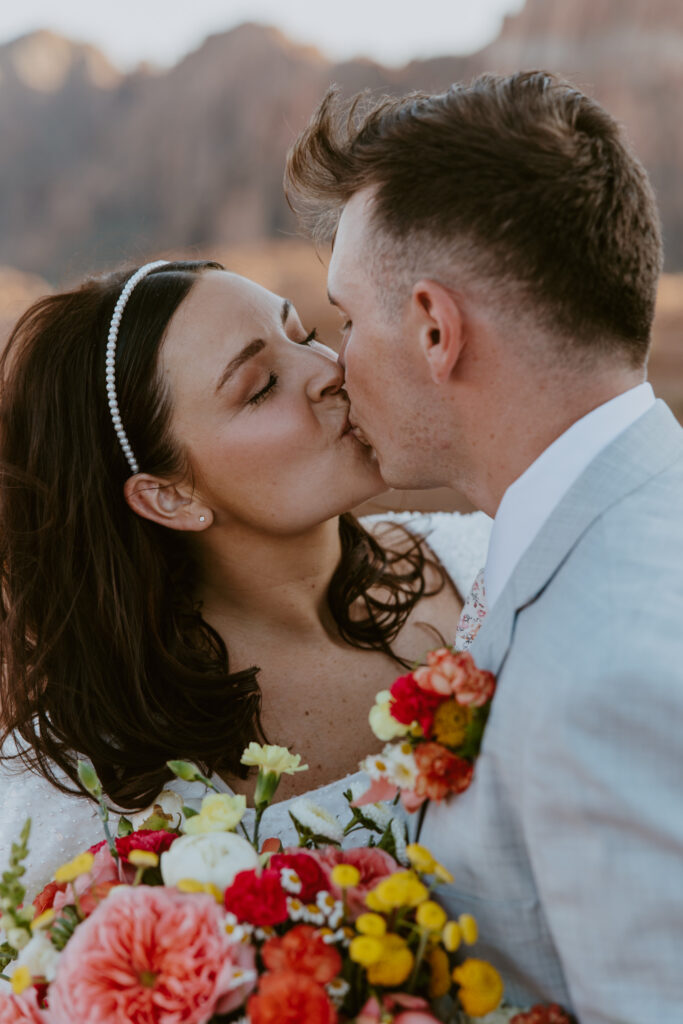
[327,191,439,488]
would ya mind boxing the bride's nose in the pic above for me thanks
[305,349,345,401]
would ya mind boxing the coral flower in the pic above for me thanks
[415,743,474,801]
[510,1005,573,1024]
[248,970,337,1024]
[0,990,46,1024]
[48,886,256,1024]
[358,993,441,1024]
[262,924,342,983]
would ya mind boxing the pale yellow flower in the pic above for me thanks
[368,691,410,741]
[11,966,31,995]
[240,743,308,776]
[184,793,247,835]
[54,851,94,883]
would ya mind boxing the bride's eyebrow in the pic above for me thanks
[215,299,293,393]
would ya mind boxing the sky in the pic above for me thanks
[0,0,526,70]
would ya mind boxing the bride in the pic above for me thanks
[0,259,490,896]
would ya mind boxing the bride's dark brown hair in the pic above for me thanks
[0,260,442,810]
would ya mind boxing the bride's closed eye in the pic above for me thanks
[300,328,318,345]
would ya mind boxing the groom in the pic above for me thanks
[286,72,683,1022]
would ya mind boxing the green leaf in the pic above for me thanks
[117,816,134,837]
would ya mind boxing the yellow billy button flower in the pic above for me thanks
[453,958,504,1018]
[349,935,384,967]
[30,908,56,932]
[331,864,361,888]
[54,851,94,883]
[433,699,470,747]
[459,913,479,945]
[184,793,247,835]
[416,900,448,932]
[372,871,429,910]
[11,966,31,995]
[127,849,160,869]
[405,843,437,874]
[433,862,454,884]
[428,947,452,999]
[355,913,387,938]
[442,920,462,952]
[366,934,414,987]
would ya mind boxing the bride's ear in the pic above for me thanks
[411,279,466,384]
[123,474,214,532]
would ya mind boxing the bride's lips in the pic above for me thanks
[344,417,372,448]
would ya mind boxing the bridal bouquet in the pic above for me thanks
[0,745,513,1024]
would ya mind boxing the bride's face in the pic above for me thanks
[160,270,384,532]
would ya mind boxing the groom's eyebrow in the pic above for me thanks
[215,299,292,393]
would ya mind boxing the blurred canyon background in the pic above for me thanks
[0,0,681,512]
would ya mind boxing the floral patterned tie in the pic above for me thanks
[454,568,487,651]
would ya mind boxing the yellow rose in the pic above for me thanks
[453,958,504,1018]
[366,934,414,987]
[428,946,452,999]
[184,793,247,834]
[373,870,428,910]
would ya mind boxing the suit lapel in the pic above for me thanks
[470,400,683,676]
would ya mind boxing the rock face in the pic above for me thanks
[0,3,682,279]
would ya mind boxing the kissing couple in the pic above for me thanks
[0,71,680,1023]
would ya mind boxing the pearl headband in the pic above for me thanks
[105,260,169,474]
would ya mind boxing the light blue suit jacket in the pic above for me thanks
[421,400,683,1023]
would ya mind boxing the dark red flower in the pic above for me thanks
[510,1004,573,1024]
[224,868,289,926]
[389,673,444,737]
[270,852,330,903]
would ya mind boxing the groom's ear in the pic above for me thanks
[411,279,466,385]
[123,475,214,532]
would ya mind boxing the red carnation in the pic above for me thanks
[262,925,342,983]
[270,851,331,903]
[224,868,289,927]
[389,673,444,737]
[510,1006,573,1024]
[415,742,474,801]
[89,829,178,864]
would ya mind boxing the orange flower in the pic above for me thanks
[415,743,473,801]
[261,925,342,984]
[248,971,337,1024]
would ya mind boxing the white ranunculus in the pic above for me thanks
[288,798,344,844]
[160,832,259,891]
[15,930,61,981]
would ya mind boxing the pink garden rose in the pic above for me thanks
[314,846,399,918]
[48,886,255,1024]
[0,990,46,1024]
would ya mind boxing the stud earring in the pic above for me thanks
[199,515,206,523]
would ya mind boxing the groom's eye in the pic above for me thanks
[300,328,318,346]
[341,320,352,334]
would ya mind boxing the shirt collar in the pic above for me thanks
[484,382,655,610]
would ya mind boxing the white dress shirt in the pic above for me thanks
[485,382,655,609]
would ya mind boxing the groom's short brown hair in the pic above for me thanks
[285,71,663,364]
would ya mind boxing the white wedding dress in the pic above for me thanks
[0,511,491,900]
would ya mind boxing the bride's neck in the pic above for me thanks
[191,516,343,639]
